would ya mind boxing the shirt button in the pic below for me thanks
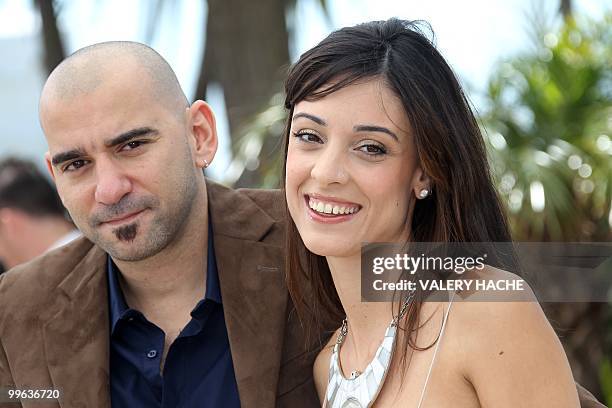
[146,350,158,359]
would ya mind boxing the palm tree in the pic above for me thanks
[482,12,611,399]
[193,0,329,187]
[193,0,290,187]
[34,0,65,74]
[483,13,611,242]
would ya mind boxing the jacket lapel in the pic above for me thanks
[42,244,110,408]
[207,180,288,408]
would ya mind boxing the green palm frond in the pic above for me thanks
[483,12,612,241]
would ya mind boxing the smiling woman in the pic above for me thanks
[281,18,602,408]
[287,80,419,255]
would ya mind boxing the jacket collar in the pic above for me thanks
[43,239,110,407]
[206,178,276,241]
[206,178,289,407]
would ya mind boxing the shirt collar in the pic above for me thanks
[107,219,221,333]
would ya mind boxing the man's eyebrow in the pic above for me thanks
[50,127,159,167]
[292,112,327,126]
[354,125,399,142]
[104,127,159,148]
[51,149,86,167]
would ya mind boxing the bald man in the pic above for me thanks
[0,42,322,408]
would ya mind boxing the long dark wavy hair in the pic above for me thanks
[282,19,516,357]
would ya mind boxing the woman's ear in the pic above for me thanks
[187,100,218,169]
[412,166,433,199]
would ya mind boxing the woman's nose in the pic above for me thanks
[310,148,349,186]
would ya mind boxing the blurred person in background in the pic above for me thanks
[0,157,80,270]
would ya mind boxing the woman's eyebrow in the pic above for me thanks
[354,124,399,142]
[292,112,327,126]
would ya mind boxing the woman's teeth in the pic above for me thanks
[308,198,359,215]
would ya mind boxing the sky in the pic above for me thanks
[0,0,609,179]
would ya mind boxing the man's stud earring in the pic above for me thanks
[418,189,430,199]
[200,159,209,168]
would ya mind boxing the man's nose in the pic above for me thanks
[94,159,132,205]
[310,147,349,186]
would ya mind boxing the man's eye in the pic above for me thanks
[64,160,87,172]
[123,140,145,150]
[293,131,323,144]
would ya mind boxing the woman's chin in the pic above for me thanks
[302,239,360,258]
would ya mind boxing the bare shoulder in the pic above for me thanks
[313,328,339,403]
[451,265,549,354]
[446,265,579,406]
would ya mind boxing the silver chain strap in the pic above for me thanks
[336,289,416,345]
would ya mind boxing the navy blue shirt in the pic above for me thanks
[107,225,240,408]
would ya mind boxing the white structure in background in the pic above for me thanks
[0,35,47,168]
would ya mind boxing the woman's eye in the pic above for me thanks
[292,131,323,144]
[357,144,387,156]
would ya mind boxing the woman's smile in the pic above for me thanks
[304,193,362,224]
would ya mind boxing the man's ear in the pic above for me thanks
[44,152,56,181]
[187,100,218,169]
[44,152,66,206]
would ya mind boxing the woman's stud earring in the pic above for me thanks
[418,189,429,199]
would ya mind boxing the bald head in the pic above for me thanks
[40,41,189,124]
